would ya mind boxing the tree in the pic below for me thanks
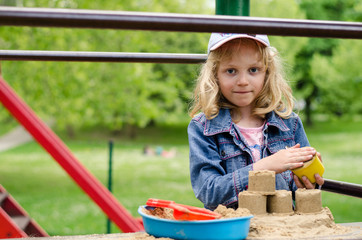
[0,0,211,136]
[251,0,308,67]
[293,0,361,125]
[311,39,362,117]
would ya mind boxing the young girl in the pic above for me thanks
[188,33,324,210]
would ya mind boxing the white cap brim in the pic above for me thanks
[208,33,270,54]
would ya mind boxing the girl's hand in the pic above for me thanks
[253,143,316,173]
[293,151,324,189]
[294,173,324,189]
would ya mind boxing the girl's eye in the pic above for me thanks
[226,69,236,74]
[249,67,259,73]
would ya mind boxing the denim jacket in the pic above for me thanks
[188,108,310,210]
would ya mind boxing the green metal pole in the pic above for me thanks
[106,140,113,233]
[216,0,250,16]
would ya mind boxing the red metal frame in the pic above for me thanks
[0,184,48,238]
[0,208,27,239]
[0,76,144,233]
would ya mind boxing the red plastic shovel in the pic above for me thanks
[146,198,221,221]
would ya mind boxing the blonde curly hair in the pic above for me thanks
[189,38,294,120]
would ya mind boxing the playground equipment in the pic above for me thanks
[0,75,144,233]
[0,2,361,238]
[0,185,48,238]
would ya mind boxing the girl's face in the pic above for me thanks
[217,41,266,113]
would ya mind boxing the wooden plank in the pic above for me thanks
[5,224,362,240]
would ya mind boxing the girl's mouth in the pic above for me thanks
[234,91,251,94]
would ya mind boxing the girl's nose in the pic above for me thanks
[236,72,248,85]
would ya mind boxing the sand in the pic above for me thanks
[130,232,172,240]
[248,170,276,194]
[238,191,267,215]
[214,204,251,218]
[144,207,174,220]
[295,188,323,213]
[267,190,293,214]
[247,207,357,239]
[141,169,358,239]
[142,205,251,220]
[142,205,359,239]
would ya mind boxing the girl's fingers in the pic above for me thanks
[315,174,324,186]
[294,174,314,189]
[288,147,316,162]
[317,152,322,162]
[290,143,301,149]
[287,146,316,155]
[302,176,315,189]
[293,175,304,188]
[297,154,314,163]
[286,162,304,170]
[300,147,316,155]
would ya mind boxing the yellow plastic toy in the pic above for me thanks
[292,154,324,183]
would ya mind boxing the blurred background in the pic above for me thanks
[0,0,361,237]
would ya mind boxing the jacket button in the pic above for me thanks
[221,150,226,157]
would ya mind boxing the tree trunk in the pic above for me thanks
[305,97,313,126]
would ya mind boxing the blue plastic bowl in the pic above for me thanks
[138,206,253,240]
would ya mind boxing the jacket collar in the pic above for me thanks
[203,108,290,136]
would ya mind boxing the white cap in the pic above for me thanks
[208,33,270,54]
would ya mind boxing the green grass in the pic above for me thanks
[0,124,198,236]
[0,120,361,236]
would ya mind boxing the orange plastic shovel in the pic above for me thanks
[146,198,221,221]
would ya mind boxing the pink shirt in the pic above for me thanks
[238,123,265,162]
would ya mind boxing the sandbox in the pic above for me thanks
[137,170,361,239]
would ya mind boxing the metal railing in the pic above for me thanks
[323,179,362,198]
[0,7,361,64]
[0,7,361,38]
[0,50,207,63]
